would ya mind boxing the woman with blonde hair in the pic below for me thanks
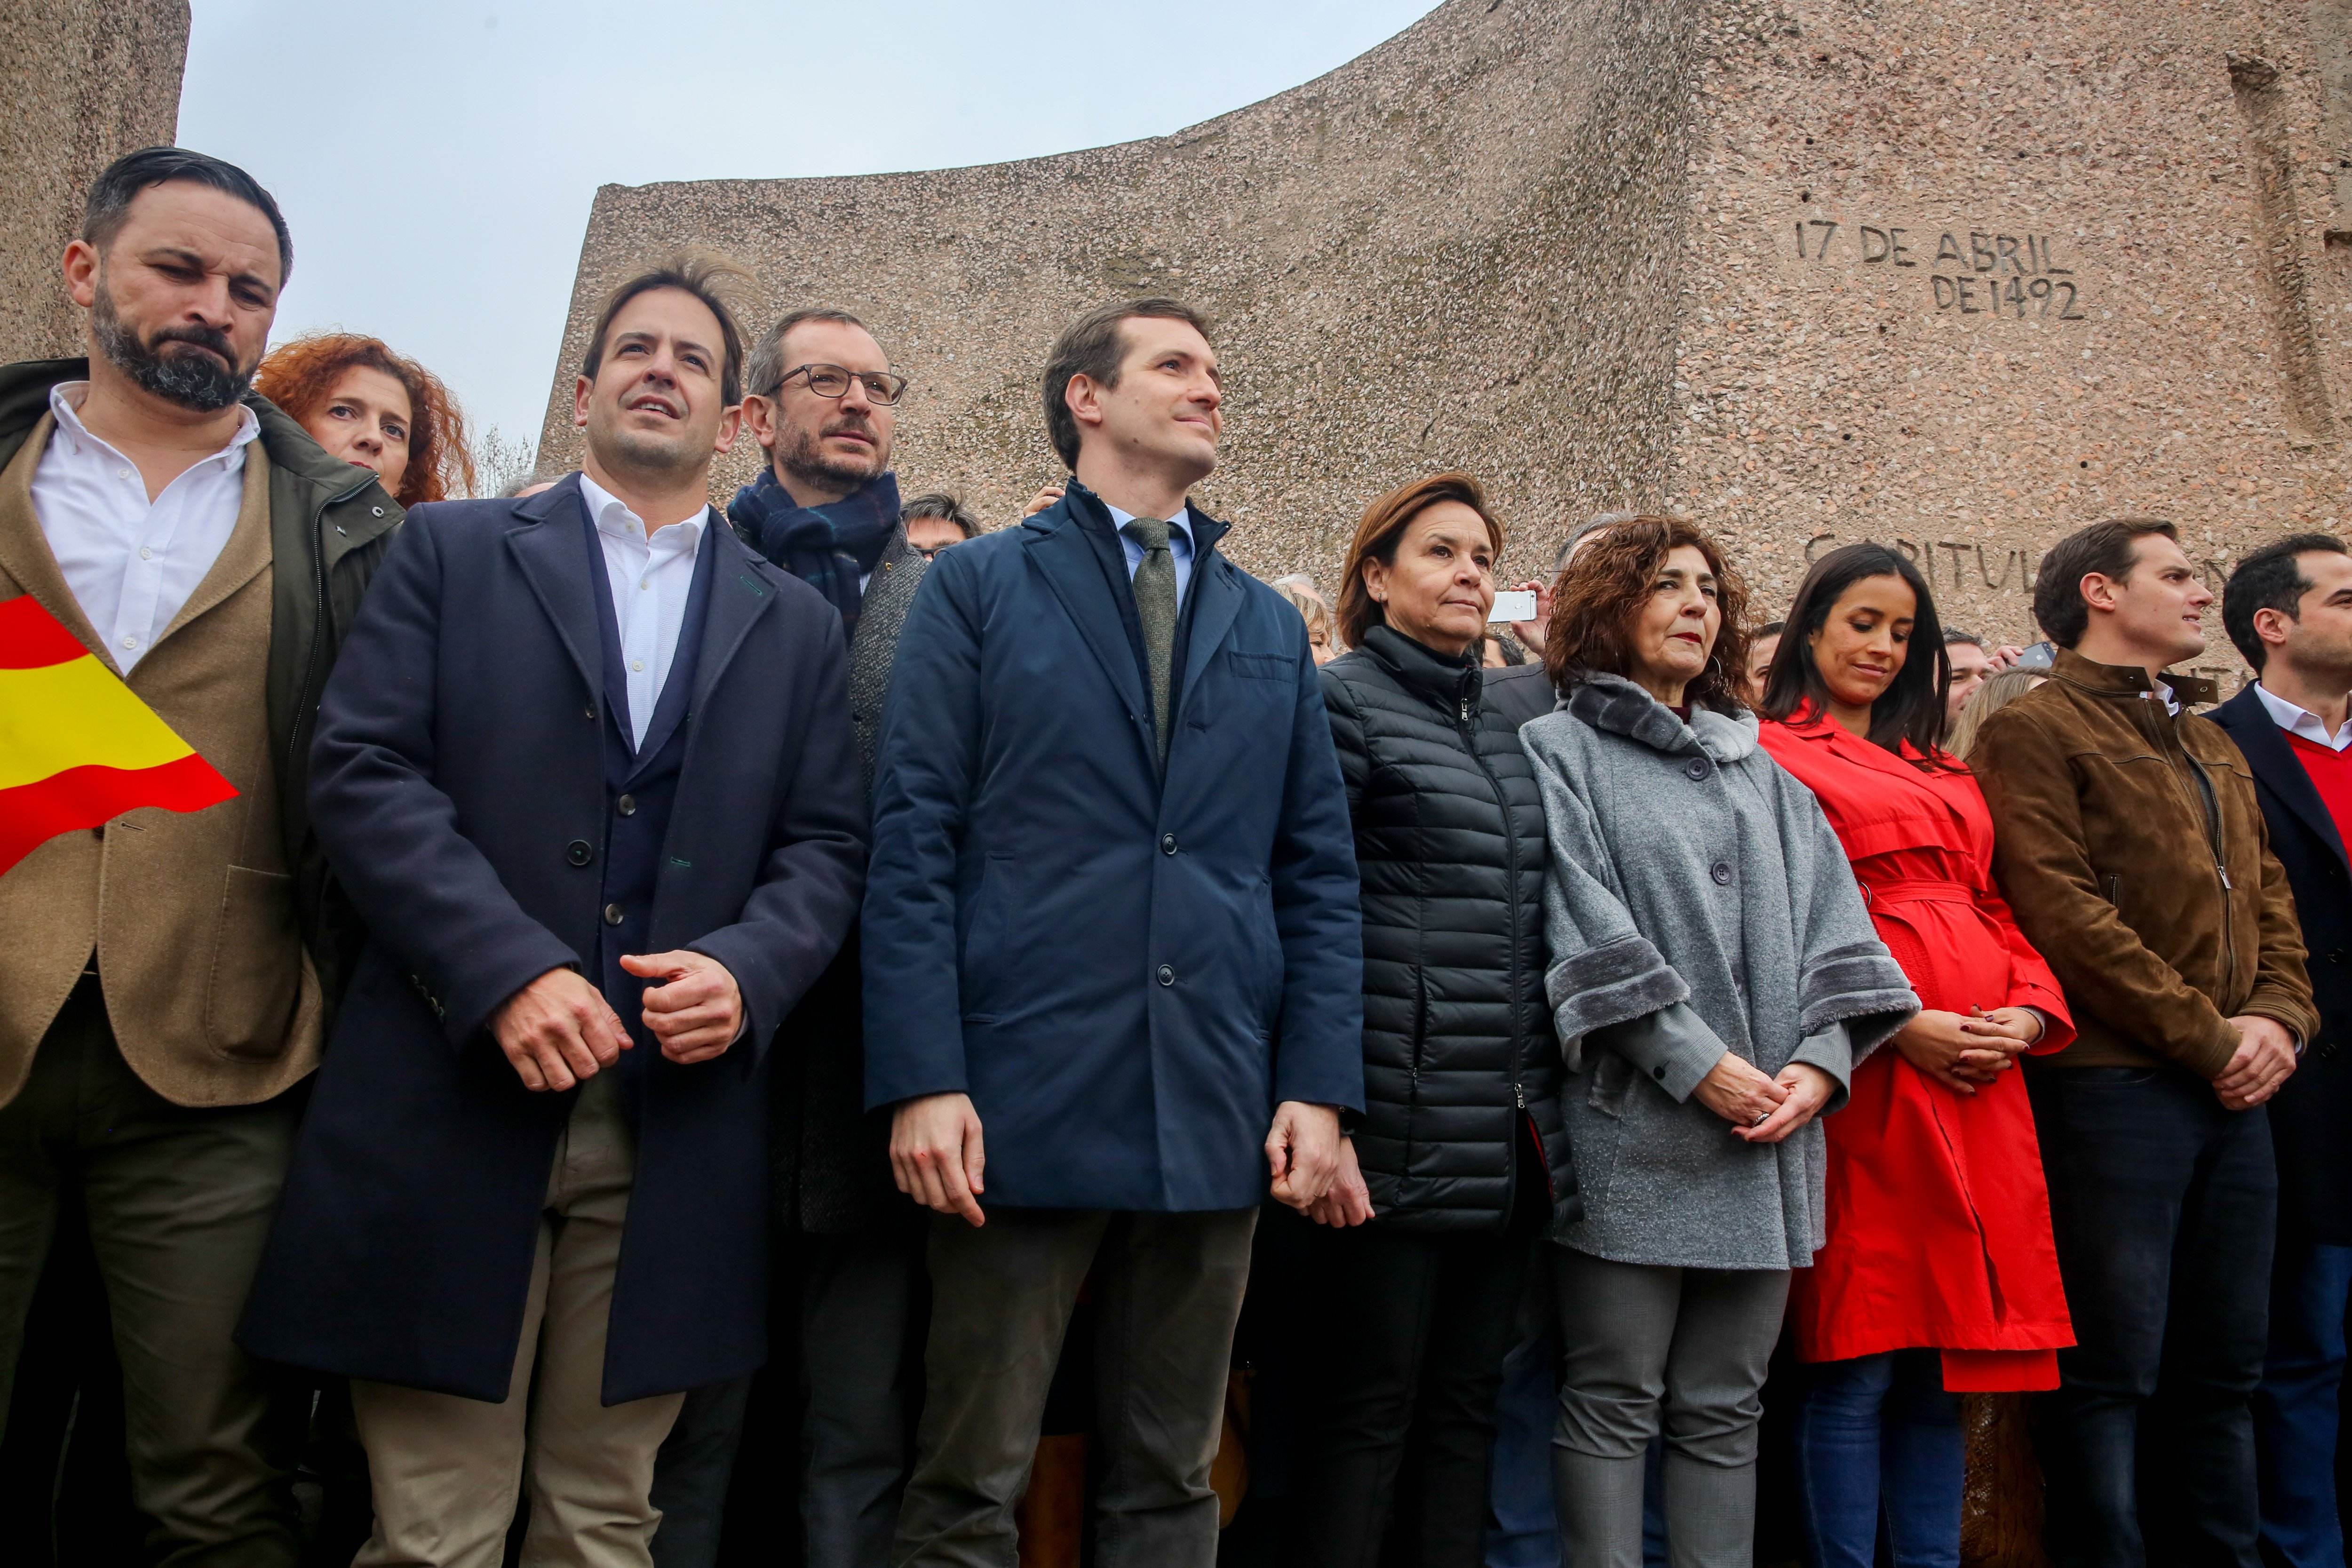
[255,333,476,506]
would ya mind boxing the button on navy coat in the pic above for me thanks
[237,479,865,1404]
[861,489,1363,1211]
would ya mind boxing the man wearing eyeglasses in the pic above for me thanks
[647,308,924,1568]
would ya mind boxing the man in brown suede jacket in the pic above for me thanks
[1975,517,2317,1568]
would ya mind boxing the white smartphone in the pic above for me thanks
[1489,589,1538,623]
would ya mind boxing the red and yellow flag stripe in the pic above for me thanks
[0,595,237,876]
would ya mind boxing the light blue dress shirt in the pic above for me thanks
[1104,500,1197,606]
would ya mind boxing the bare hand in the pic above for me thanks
[1894,1009,2016,1095]
[1267,1101,1344,1211]
[619,950,743,1064]
[490,967,632,1092]
[2215,1015,2298,1110]
[890,1092,987,1226]
[1737,1062,1837,1144]
[1988,644,2027,670]
[1308,1137,1376,1227]
[1023,484,1065,518]
[1692,1051,1788,1125]
[1509,578,1553,654]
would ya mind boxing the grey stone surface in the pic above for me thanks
[0,0,190,359]
[540,0,2352,680]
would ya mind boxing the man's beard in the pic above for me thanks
[779,418,885,493]
[91,276,254,413]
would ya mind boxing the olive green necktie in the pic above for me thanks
[1121,517,1176,767]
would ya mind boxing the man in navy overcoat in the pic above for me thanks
[2213,534,2352,1568]
[238,261,863,1566]
[864,298,1364,1567]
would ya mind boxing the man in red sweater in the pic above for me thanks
[2214,533,2352,1568]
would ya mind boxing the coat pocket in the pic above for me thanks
[202,865,303,1060]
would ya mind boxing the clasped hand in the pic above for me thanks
[490,950,744,1091]
[1692,1052,1836,1144]
[2215,1015,2296,1110]
[1893,1006,2041,1096]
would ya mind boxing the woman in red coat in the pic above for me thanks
[1755,543,2074,1568]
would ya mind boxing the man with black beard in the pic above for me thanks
[649,308,925,1568]
[0,146,400,1564]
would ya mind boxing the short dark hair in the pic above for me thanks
[747,307,872,399]
[1943,628,1984,648]
[581,254,750,407]
[84,145,292,282]
[902,491,979,540]
[2033,517,2181,648]
[1041,298,1214,470]
[2224,533,2350,670]
[1761,541,1953,758]
[1756,620,1786,639]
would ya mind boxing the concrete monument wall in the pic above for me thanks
[540,0,2352,680]
[0,0,191,359]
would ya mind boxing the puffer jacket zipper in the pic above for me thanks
[1456,672,1551,1210]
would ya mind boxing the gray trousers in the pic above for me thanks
[1550,1246,1791,1568]
[650,1224,925,1568]
[893,1207,1257,1568]
[0,977,302,1568]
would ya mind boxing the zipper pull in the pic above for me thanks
[1461,698,1472,724]
[2219,865,2233,890]
[1514,1082,1526,1108]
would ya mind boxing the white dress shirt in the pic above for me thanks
[578,472,711,750]
[2255,682,2352,752]
[1104,501,1197,606]
[31,382,258,672]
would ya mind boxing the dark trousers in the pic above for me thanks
[0,978,302,1568]
[650,1224,925,1568]
[2029,1065,2277,1568]
[1294,1191,1538,1567]
[893,1206,1257,1568]
[2254,1236,2352,1568]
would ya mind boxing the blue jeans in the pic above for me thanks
[2255,1240,2352,1568]
[1793,1350,1961,1568]
[2029,1065,2276,1568]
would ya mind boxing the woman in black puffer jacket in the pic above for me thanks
[1290,472,1578,1568]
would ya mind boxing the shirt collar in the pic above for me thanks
[578,470,709,548]
[2255,681,2352,751]
[48,380,258,467]
[1102,499,1194,549]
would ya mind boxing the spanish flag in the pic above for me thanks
[0,595,237,876]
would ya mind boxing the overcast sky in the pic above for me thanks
[174,0,1438,474]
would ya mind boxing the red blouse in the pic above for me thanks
[1760,714,2075,1391]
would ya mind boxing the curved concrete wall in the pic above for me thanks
[543,0,2352,677]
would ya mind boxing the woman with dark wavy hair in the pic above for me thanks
[1754,542,2074,1568]
[1521,517,1916,1568]
[255,333,476,506]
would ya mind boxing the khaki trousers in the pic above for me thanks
[352,1074,684,1568]
[0,976,303,1568]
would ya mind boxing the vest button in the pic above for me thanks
[1710,861,1733,886]
[1157,964,1176,986]
[1161,834,1178,855]
[566,840,593,867]
[617,794,638,817]
[603,903,625,926]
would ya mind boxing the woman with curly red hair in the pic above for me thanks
[254,333,477,506]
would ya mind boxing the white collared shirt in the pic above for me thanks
[31,382,258,672]
[578,472,710,749]
[2255,681,2352,752]
[1104,501,1197,606]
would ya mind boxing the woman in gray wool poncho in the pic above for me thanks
[1519,517,1916,1568]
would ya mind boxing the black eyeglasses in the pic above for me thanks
[767,363,909,406]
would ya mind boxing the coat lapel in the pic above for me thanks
[505,478,602,705]
[1175,553,1244,723]
[690,518,777,717]
[2219,689,2351,874]
[0,412,114,671]
[1023,506,1152,730]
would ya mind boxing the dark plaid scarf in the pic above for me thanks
[725,468,902,638]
